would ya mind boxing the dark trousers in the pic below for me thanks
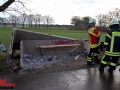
[99,55,119,70]
[87,47,100,62]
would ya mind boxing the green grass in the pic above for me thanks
[0,26,107,46]
[0,27,12,46]
[20,27,106,41]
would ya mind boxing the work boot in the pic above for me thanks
[98,67,104,73]
[98,64,106,73]
[108,66,114,75]
[108,69,113,75]
[87,61,95,66]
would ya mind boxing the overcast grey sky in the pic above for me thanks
[26,0,120,25]
[0,0,120,25]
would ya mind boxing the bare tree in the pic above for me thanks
[42,16,46,28]
[71,16,84,30]
[0,0,34,28]
[19,13,27,28]
[96,14,108,29]
[8,15,19,27]
[82,16,91,29]
[33,14,38,29]
[102,8,120,26]
[2,17,9,28]
[0,17,4,25]
[43,15,54,29]
[71,16,81,27]
[33,14,42,29]
[36,14,42,28]
[114,8,120,20]
[82,16,90,25]
[27,14,34,28]
[106,11,116,23]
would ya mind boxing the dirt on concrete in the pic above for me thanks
[0,58,88,77]
[32,59,87,73]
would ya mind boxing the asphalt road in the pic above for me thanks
[0,65,120,90]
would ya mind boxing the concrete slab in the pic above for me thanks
[20,40,82,69]
[0,65,120,90]
[10,28,75,54]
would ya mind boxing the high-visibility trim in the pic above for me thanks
[105,51,120,54]
[112,32,120,35]
[107,28,110,30]
[88,27,100,37]
[87,59,92,62]
[110,62,117,66]
[97,32,101,37]
[106,34,111,39]
[104,42,108,45]
[87,57,92,60]
[90,43,101,48]
[101,60,107,64]
[88,28,97,36]
[91,52,94,56]
[102,55,105,60]
[87,57,92,61]
[105,53,120,56]
[94,53,98,56]
[110,36,114,52]
[105,51,120,56]
[88,27,100,48]
[105,32,120,56]
[89,32,96,36]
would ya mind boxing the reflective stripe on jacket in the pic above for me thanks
[104,28,120,56]
[107,28,110,33]
[88,27,101,48]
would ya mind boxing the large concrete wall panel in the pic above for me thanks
[10,28,75,54]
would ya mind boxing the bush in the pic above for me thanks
[0,52,6,69]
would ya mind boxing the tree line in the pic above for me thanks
[0,0,54,29]
[0,14,54,29]
[0,0,120,31]
[71,8,120,31]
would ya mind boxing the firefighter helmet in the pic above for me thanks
[110,18,119,25]
[89,18,96,24]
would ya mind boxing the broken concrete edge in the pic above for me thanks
[13,28,77,40]
[9,28,77,55]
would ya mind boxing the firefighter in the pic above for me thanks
[98,18,120,74]
[87,18,101,66]
[107,25,111,33]
[107,27,110,33]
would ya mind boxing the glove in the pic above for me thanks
[102,45,106,52]
[96,37,100,44]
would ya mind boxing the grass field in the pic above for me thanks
[0,26,107,47]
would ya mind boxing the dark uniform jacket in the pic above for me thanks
[104,24,120,56]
